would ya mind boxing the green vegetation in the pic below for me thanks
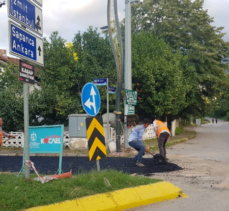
[175,127,185,135]
[0,170,161,211]
[1,0,229,130]
[144,130,196,153]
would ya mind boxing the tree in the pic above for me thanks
[72,27,118,113]
[131,0,229,117]
[132,32,189,117]
[34,31,80,125]
[0,62,24,131]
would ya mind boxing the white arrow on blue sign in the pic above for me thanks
[81,83,101,117]
[9,21,44,66]
[8,0,43,36]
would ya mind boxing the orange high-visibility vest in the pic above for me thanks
[156,120,170,137]
[0,131,3,146]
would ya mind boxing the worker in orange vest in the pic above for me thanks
[153,119,170,163]
[0,118,15,146]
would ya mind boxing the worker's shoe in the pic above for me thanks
[136,161,145,167]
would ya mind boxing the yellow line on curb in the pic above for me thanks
[26,182,188,211]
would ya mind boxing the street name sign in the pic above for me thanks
[93,78,107,86]
[108,86,116,94]
[86,116,106,161]
[8,0,43,36]
[81,83,101,117]
[126,89,138,105]
[19,60,34,84]
[9,21,44,66]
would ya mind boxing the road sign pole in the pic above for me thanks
[124,0,132,148]
[96,160,100,172]
[107,78,109,148]
[23,82,30,180]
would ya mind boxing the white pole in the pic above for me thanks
[96,160,100,172]
[23,82,30,180]
[107,78,109,148]
[124,0,132,148]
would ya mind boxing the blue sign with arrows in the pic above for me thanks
[81,83,101,116]
[8,0,43,36]
[9,21,44,66]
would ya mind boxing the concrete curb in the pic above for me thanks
[26,182,188,211]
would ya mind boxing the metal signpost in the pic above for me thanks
[19,60,35,84]
[107,0,124,152]
[93,78,109,149]
[8,0,43,180]
[8,0,43,36]
[124,0,141,148]
[81,83,102,171]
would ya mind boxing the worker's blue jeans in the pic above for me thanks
[129,140,145,162]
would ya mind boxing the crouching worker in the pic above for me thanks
[128,118,150,167]
[0,118,15,147]
[153,119,170,163]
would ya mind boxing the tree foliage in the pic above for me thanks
[131,0,229,117]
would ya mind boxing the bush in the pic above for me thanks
[175,127,185,135]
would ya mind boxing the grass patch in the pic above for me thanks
[175,127,185,135]
[143,131,196,153]
[0,170,161,211]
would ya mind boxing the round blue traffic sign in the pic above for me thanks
[81,83,101,116]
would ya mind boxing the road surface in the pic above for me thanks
[128,118,229,211]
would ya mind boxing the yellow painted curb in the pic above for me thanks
[26,182,188,211]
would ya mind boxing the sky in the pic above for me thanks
[0,0,229,56]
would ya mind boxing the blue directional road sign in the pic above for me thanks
[9,21,44,66]
[8,0,43,36]
[81,83,101,117]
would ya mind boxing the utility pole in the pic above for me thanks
[124,0,140,148]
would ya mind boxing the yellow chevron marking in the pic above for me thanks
[89,137,107,161]
[87,118,105,140]
[97,156,101,160]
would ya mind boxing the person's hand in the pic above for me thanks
[9,135,15,138]
[145,146,149,152]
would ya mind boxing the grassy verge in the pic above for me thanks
[0,170,161,211]
[143,131,196,153]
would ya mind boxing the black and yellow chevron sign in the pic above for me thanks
[86,116,107,161]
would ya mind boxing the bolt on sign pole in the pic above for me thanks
[107,0,124,152]
[23,82,30,180]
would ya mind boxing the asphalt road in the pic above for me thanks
[128,118,229,211]
[0,155,182,175]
